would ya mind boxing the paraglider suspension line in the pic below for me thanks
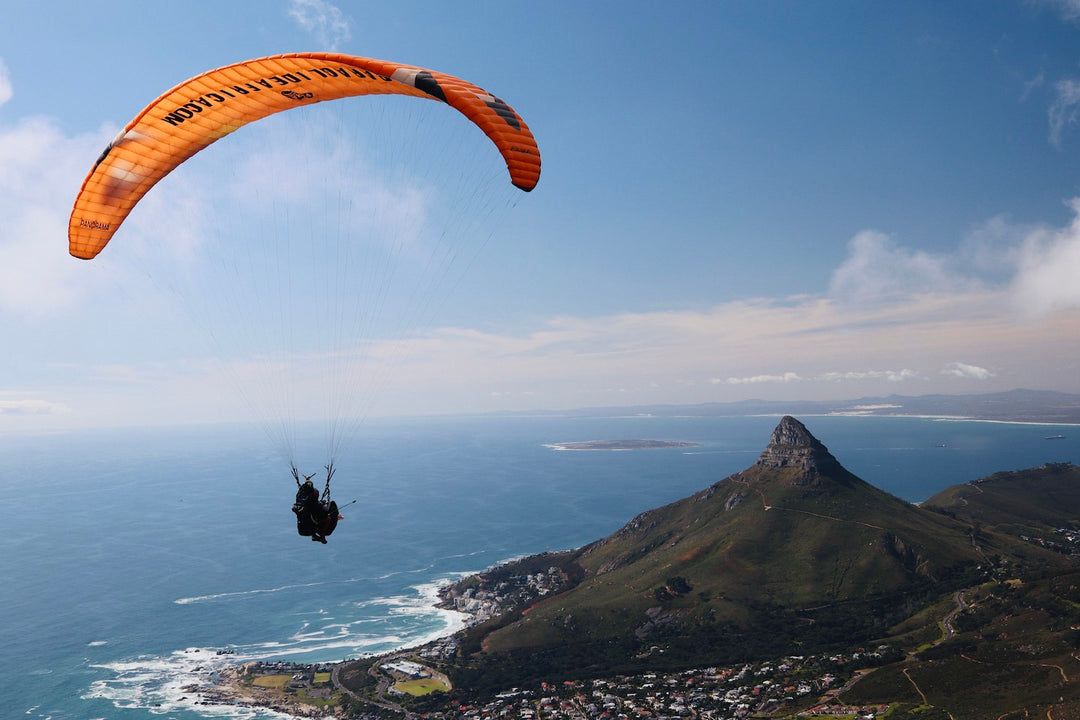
[322,462,335,503]
[291,462,334,502]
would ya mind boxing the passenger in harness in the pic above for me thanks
[291,467,342,544]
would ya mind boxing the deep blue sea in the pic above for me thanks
[2,414,1077,719]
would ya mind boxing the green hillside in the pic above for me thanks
[840,568,1080,718]
[924,461,1080,534]
[439,418,1071,691]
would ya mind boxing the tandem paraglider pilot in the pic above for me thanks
[291,469,342,544]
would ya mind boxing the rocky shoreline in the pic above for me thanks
[195,555,576,716]
[191,661,342,718]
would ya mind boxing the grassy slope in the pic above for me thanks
[444,444,1080,707]
[841,570,1080,718]
[310,448,1080,719]
[479,460,1005,660]
[924,462,1080,531]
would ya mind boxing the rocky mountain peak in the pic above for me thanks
[755,416,840,481]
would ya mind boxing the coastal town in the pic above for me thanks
[198,563,905,719]
[197,643,898,719]
[433,561,572,633]
[405,651,897,720]
[200,641,899,719]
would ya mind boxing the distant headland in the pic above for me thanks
[545,439,698,451]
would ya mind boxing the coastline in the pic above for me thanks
[196,575,492,717]
[544,439,700,451]
[120,409,1077,717]
[195,552,582,717]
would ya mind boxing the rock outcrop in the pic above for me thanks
[755,415,842,484]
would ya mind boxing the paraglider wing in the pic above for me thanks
[68,52,541,260]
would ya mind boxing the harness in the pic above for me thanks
[292,462,335,503]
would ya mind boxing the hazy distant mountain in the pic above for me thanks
[442,417,1071,689]
[509,389,1080,423]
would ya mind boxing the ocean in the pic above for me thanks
[2,413,1077,719]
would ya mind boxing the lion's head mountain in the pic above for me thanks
[437,416,1076,686]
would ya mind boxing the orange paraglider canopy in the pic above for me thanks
[68,52,541,260]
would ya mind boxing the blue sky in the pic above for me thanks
[3,0,1080,433]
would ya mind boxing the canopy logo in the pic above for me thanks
[282,90,314,101]
[79,218,112,231]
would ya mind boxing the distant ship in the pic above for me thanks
[1045,434,1066,440]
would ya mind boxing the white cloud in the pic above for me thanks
[718,369,920,386]
[829,230,970,304]
[942,362,994,380]
[957,215,1030,281]
[0,58,11,107]
[829,206,1080,320]
[818,369,921,383]
[1049,78,1080,148]
[3,60,1080,428]
[288,0,351,50]
[0,113,114,316]
[1011,198,1080,315]
[1041,0,1080,22]
[720,372,802,385]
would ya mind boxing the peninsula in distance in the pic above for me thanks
[546,439,699,450]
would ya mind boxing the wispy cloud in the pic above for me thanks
[941,362,995,380]
[828,230,973,305]
[0,101,111,316]
[0,58,11,107]
[1021,70,1046,102]
[0,398,70,416]
[3,62,1080,427]
[720,372,802,385]
[1039,0,1080,22]
[1049,78,1080,148]
[719,369,920,386]
[288,0,351,50]
[819,369,921,383]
